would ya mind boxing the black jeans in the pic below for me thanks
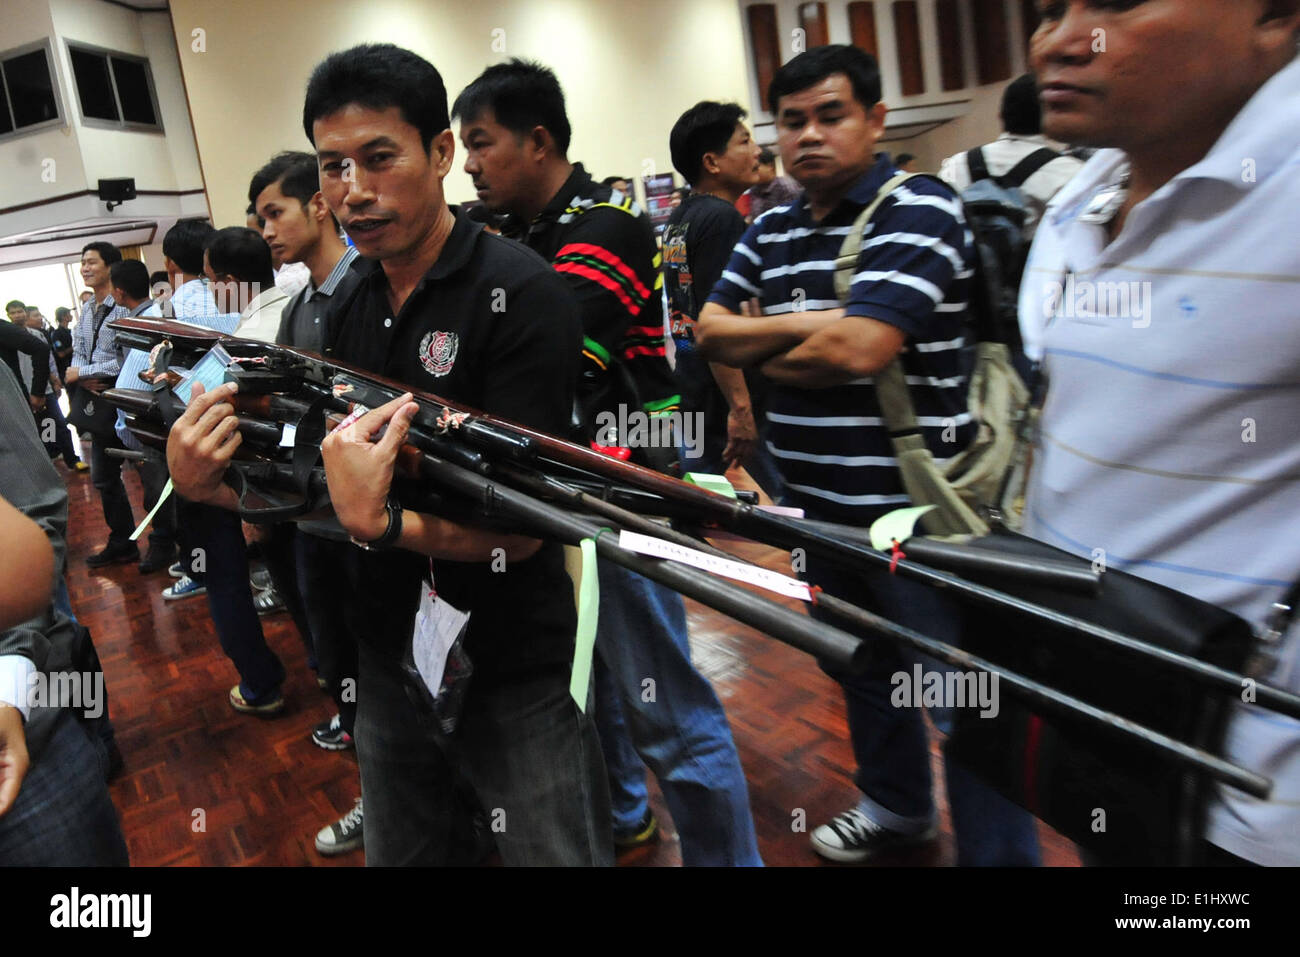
[178,500,284,702]
[35,395,78,466]
[355,640,613,866]
[259,523,317,668]
[137,456,177,551]
[296,532,357,732]
[88,434,137,546]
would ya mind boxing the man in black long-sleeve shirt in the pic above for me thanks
[1,300,50,410]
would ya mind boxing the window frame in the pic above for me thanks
[0,39,67,145]
[65,40,164,134]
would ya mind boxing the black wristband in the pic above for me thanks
[351,497,403,551]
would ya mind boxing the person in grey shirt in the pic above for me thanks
[0,367,128,864]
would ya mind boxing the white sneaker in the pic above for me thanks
[315,798,364,856]
[810,806,937,863]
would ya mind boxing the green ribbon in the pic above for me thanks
[569,536,601,712]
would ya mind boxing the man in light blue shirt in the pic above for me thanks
[1019,0,1300,865]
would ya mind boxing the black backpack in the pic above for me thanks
[959,146,1061,362]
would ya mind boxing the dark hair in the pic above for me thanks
[109,259,151,301]
[4,299,24,312]
[895,152,915,167]
[148,270,170,290]
[54,306,71,322]
[206,227,274,287]
[670,101,748,186]
[757,148,777,166]
[303,44,449,154]
[163,219,217,276]
[452,59,572,156]
[1001,73,1042,136]
[81,241,122,267]
[25,305,39,313]
[248,150,321,210]
[768,44,882,114]
[600,176,630,187]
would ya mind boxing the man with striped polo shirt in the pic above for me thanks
[1019,0,1300,865]
[698,44,1040,865]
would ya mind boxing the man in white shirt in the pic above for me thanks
[205,227,288,343]
[938,73,1085,239]
[1018,0,1300,865]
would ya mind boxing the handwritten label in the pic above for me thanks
[617,530,812,602]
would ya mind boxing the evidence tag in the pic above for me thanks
[407,571,474,735]
[172,343,234,405]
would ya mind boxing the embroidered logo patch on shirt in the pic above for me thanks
[417,330,459,377]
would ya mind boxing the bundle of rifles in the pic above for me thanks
[104,315,1300,864]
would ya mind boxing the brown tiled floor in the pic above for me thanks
[63,456,1078,866]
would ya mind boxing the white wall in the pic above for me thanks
[49,0,198,192]
[166,0,755,226]
[891,80,1006,173]
[0,0,88,210]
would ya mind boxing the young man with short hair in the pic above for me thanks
[249,148,367,853]
[664,100,782,497]
[168,43,612,866]
[108,259,178,573]
[50,307,74,379]
[740,148,801,223]
[455,60,762,866]
[697,44,1040,865]
[67,242,134,568]
[1018,0,1300,866]
[204,226,288,342]
[15,302,83,473]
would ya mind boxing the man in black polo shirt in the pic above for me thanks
[167,44,610,866]
[663,100,782,498]
[454,61,761,866]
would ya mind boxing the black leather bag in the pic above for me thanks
[944,530,1257,865]
[66,378,118,438]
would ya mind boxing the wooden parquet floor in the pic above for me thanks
[60,457,1079,867]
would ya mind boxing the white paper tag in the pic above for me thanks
[279,422,297,448]
[617,529,812,602]
[412,586,471,698]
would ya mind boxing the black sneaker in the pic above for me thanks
[87,541,141,568]
[810,807,938,863]
[138,543,178,574]
[315,798,363,856]
[613,810,660,850]
[311,714,354,751]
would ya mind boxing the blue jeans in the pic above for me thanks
[0,713,128,865]
[806,550,1041,866]
[593,561,762,866]
[354,641,612,866]
[179,501,284,703]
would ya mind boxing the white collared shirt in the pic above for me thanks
[235,285,289,343]
[1018,56,1300,865]
[938,132,1085,238]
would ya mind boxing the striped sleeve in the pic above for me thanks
[551,205,678,413]
[844,182,974,338]
[705,220,766,312]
